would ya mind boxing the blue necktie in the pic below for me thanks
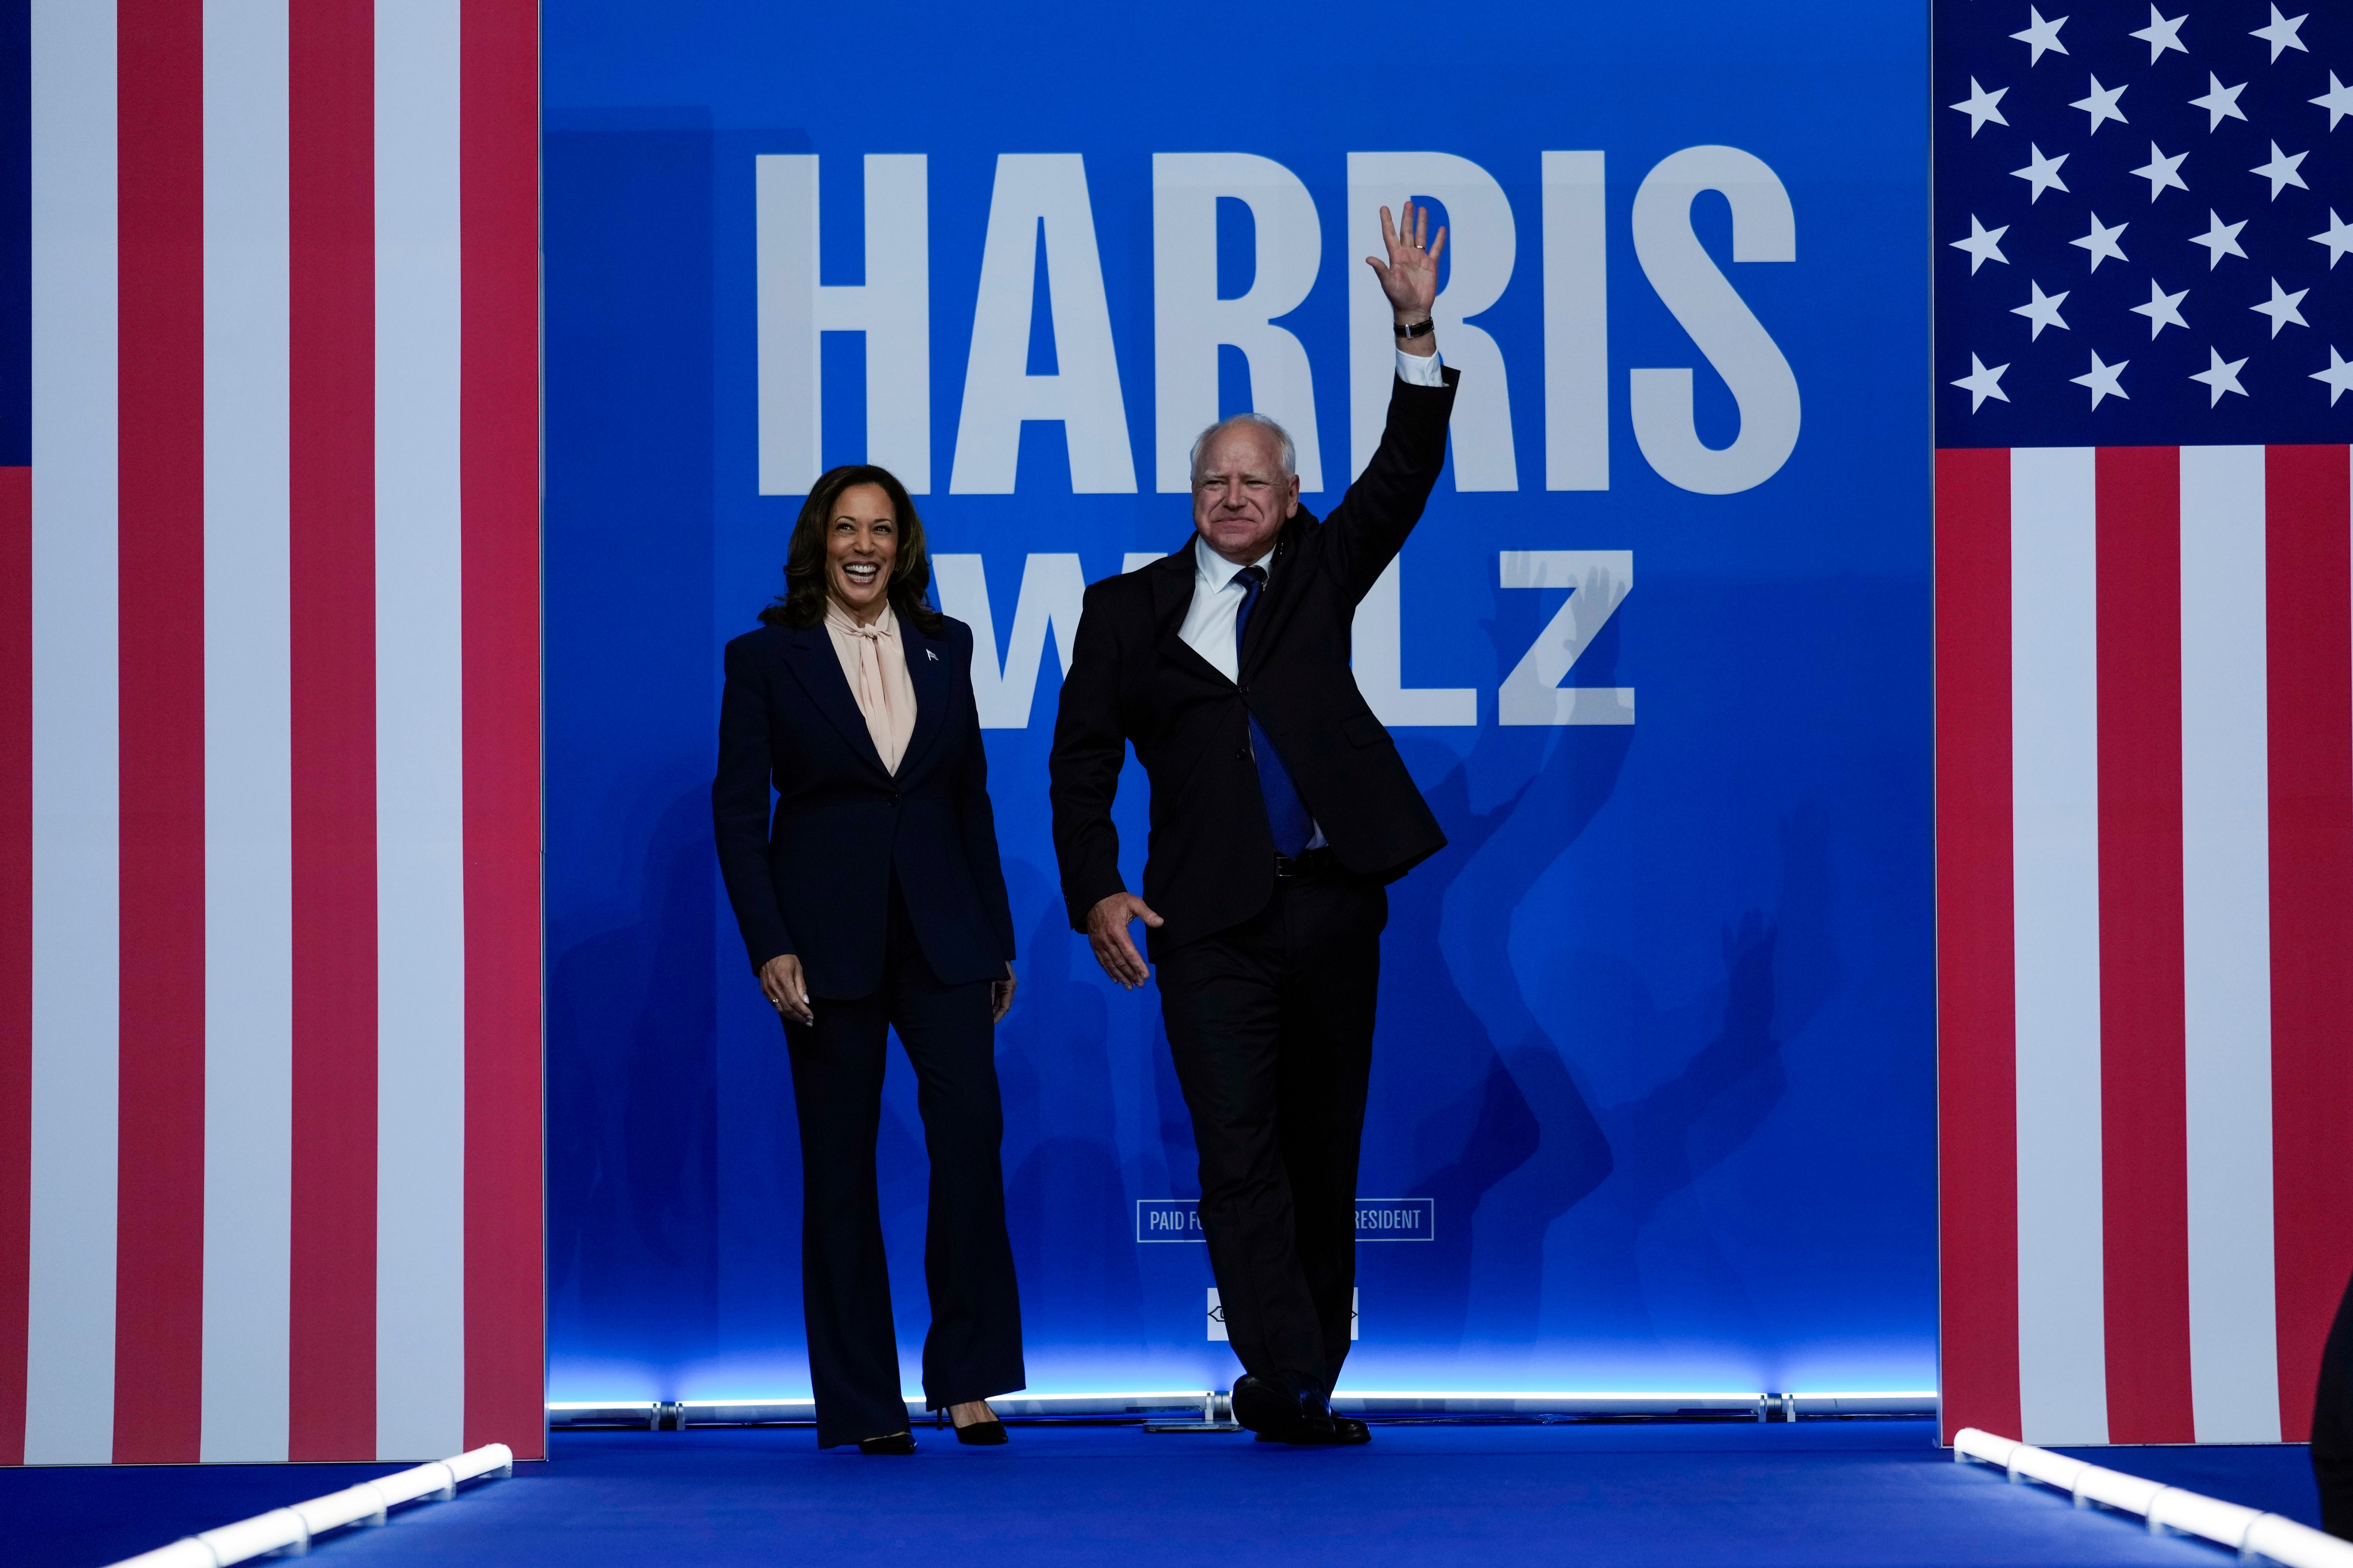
[1235,566,1312,856]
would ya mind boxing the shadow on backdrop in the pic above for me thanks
[548,784,722,1393]
[1364,574,1844,1360]
[997,887,1146,1354]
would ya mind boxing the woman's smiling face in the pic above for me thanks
[825,482,897,621]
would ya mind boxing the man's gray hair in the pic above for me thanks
[1188,412,1297,483]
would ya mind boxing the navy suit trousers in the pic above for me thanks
[783,881,1024,1446]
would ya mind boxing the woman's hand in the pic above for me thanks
[759,954,814,1025]
[990,963,1018,1024]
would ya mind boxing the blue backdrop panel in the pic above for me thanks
[542,0,1933,1401]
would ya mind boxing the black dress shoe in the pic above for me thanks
[1232,1375,1336,1443]
[954,1418,1008,1445]
[1255,1415,1372,1446]
[857,1431,917,1454]
[1231,1375,1305,1438]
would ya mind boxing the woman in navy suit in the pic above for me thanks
[713,464,1024,1453]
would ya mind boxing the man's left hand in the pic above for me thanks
[1367,199,1446,351]
[990,963,1018,1024]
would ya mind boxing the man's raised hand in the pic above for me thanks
[1367,198,1446,328]
[1085,892,1163,990]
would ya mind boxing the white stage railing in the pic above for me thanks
[101,1443,515,1568]
[1954,1427,2353,1568]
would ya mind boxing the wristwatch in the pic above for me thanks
[1393,318,1434,341]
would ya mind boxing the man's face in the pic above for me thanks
[1191,426,1301,566]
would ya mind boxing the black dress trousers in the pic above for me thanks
[1154,861,1385,1395]
[783,882,1025,1448]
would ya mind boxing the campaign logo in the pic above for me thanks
[1210,1288,1358,1343]
[1138,1198,1435,1242]
[747,146,1813,734]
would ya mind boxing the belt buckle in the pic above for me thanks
[1273,852,1298,880]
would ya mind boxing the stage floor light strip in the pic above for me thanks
[548,1390,1940,1406]
[546,1390,1943,1424]
[1953,1427,2352,1568]
[99,1442,513,1568]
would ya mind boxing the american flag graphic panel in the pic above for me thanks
[0,0,544,1466]
[1936,2,2353,1447]
[1938,0,2353,443]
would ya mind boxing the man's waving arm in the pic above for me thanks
[1326,199,1461,603]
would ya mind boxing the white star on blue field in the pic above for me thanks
[1938,1,2353,445]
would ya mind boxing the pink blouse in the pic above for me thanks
[823,599,918,774]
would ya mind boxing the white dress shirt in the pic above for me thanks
[1390,345,1445,389]
[1177,534,1266,684]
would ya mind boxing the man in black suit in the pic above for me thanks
[1049,202,1455,1446]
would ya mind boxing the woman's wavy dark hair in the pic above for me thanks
[761,464,945,635]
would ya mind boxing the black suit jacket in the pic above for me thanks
[1049,369,1458,953]
[712,612,1018,999]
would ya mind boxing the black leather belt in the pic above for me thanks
[1274,846,1337,880]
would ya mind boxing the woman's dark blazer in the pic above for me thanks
[712,610,1018,1000]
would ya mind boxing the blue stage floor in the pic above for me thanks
[7,1420,2324,1568]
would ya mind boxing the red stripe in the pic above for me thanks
[2265,444,2353,1443]
[0,467,31,1466]
[112,0,206,1465]
[460,0,544,1462]
[1936,446,2021,1445]
[287,0,377,1462]
[2092,448,2193,1442]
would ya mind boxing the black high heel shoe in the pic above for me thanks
[953,1417,1008,1445]
[857,1431,917,1455]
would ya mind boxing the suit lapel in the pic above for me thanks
[1149,534,1198,635]
[1237,508,1317,676]
[896,616,955,781]
[778,625,892,779]
[1153,534,1238,689]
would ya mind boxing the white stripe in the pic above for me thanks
[198,0,294,1463]
[2178,445,2280,1443]
[23,0,120,1466]
[2010,446,2110,1445]
[374,0,467,1463]
[1541,150,1607,491]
